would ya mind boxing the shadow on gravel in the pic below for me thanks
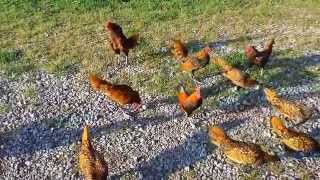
[184,35,262,53]
[310,127,320,138]
[136,130,208,179]
[96,112,184,136]
[220,117,248,131]
[0,111,180,158]
[145,96,177,109]
[263,54,319,87]
[280,150,320,160]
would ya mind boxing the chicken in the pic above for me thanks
[180,47,211,73]
[264,88,312,123]
[245,38,275,67]
[208,125,279,165]
[270,116,320,152]
[89,74,142,111]
[213,57,257,88]
[79,125,108,180]
[105,21,139,64]
[177,84,202,116]
[171,39,188,62]
[171,40,211,76]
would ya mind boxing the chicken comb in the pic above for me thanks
[203,46,212,54]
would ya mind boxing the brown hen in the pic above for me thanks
[264,88,312,123]
[245,38,275,67]
[105,21,139,63]
[213,57,257,89]
[89,74,142,110]
[79,125,108,180]
[270,116,320,152]
[208,125,279,165]
[171,40,211,75]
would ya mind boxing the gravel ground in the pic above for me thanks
[0,47,319,179]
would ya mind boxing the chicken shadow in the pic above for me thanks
[280,147,320,160]
[310,127,320,138]
[185,34,262,53]
[0,111,179,158]
[263,53,319,87]
[134,130,208,179]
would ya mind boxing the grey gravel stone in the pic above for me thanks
[0,46,320,179]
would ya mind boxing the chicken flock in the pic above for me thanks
[78,21,319,179]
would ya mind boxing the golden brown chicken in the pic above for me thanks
[171,40,211,75]
[270,116,320,152]
[213,57,257,88]
[177,85,202,116]
[245,38,275,67]
[171,39,188,62]
[105,21,139,64]
[264,88,312,123]
[208,125,279,165]
[89,74,142,110]
[79,125,108,180]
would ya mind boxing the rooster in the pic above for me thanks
[270,116,320,152]
[177,84,202,116]
[105,21,139,64]
[89,74,142,111]
[79,125,108,180]
[264,88,312,123]
[245,38,275,67]
[213,57,257,89]
[208,125,279,165]
[171,40,211,80]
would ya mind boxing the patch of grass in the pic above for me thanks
[267,162,285,176]
[1,0,320,94]
[239,168,262,180]
[0,50,34,78]
[225,51,247,68]
[23,86,37,98]
[251,51,319,86]
[296,166,314,180]
[0,103,10,115]
[42,58,79,74]
[22,85,39,104]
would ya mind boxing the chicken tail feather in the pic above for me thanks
[126,34,139,49]
[82,125,90,145]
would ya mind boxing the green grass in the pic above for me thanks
[1,0,320,95]
[239,168,262,180]
[22,85,39,104]
[0,103,10,115]
[0,50,34,78]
